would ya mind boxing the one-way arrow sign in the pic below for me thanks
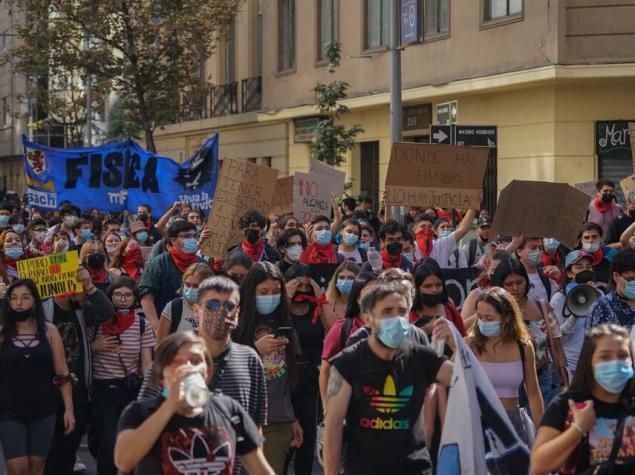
[430,125,454,144]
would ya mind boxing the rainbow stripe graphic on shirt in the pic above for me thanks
[363,375,413,414]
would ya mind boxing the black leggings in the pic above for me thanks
[0,414,56,461]
[288,362,320,475]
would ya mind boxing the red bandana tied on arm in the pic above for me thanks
[593,198,612,214]
[101,309,136,335]
[168,246,197,273]
[416,229,435,257]
[122,247,144,281]
[300,242,337,264]
[380,248,402,269]
[242,239,264,262]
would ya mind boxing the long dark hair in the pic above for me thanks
[235,262,297,384]
[569,324,634,398]
[0,279,47,342]
[412,258,448,312]
[491,258,530,298]
[344,272,376,320]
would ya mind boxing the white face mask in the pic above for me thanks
[286,244,303,262]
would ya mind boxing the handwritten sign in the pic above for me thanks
[630,123,635,171]
[270,176,295,217]
[620,174,635,202]
[201,158,278,258]
[384,142,489,208]
[309,160,346,199]
[17,251,82,298]
[294,172,333,223]
[490,180,589,249]
[574,181,597,198]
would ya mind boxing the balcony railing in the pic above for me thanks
[241,76,262,113]
[211,82,238,117]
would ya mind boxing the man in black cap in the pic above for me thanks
[459,216,491,267]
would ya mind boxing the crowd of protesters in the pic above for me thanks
[0,178,633,474]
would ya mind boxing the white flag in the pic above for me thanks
[437,323,530,475]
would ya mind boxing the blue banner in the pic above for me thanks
[22,134,219,216]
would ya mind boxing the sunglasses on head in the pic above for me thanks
[205,299,237,313]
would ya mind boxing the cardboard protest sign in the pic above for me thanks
[575,181,597,198]
[294,172,333,223]
[309,160,345,199]
[17,251,82,298]
[629,123,635,171]
[201,158,278,258]
[490,180,589,249]
[384,142,488,209]
[620,174,635,202]
[270,176,295,217]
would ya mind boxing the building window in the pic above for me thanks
[0,98,7,128]
[485,0,522,21]
[278,0,296,72]
[365,0,389,50]
[317,0,339,61]
[424,0,449,38]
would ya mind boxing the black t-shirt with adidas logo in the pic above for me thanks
[330,339,446,475]
[117,393,262,475]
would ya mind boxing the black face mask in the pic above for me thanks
[419,292,446,307]
[386,242,403,257]
[601,192,614,204]
[86,253,106,269]
[138,213,148,223]
[10,307,33,322]
[244,228,261,245]
[575,270,596,284]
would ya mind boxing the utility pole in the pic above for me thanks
[84,34,92,147]
[389,0,404,223]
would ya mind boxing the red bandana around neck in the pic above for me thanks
[542,252,561,268]
[102,309,136,335]
[300,242,337,264]
[122,247,144,281]
[168,246,197,273]
[380,248,402,269]
[242,239,264,262]
[144,219,153,231]
[416,229,435,257]
[293,293,328,324]
[87,265,108,284]
[589,248,604,267]
[593,198,612,214]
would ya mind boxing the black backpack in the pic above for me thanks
[168,297,185,334]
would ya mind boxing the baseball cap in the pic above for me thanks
[477,216,492,228]
[565,250,593,269]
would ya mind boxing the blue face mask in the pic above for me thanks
[359,242,370,250]
[135,231,149,243]
[4,247,23,259]
[341,233,359,246]
[403,251,415,263]
[544,238,560,251]
[477,319,501,338]
[622,279,635,300]
[256,294,281,315]
[315,229,332,246]
[0,216,9,225]
[336,279,353,295]
[438,230,452,239]
[161,386,170,398]
[183,286,198,303]
[182,237,198,254]
[377,316,409,349]
[526,250,541,267]
[594,360,634,394]
[80,229,92,240]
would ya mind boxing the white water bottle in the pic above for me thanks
[182,373,209,409]
[367,247,383,272]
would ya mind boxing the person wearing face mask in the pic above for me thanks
[88,277,155,475]
[323,281,455,475]
[138,221,204,331]
[276,228,307,275]
[135,203,162,245]
[47,203,80,243]
[401,231,417,265]
[71,218,94,250]
[108,237,145,283]
[586,179,622,239]
[156,263,213,342]
[26,218,52,256]
[360,220,412,273]
[138,276,268,475]
[284,265,331,475]
[586,248,635,332]
[0,201,13,230]
[359,223,377,251]
[541,236,568,277]
[228,210,281,264]
[468,287,543,447]
[101,230,122,265]
[79,240,115,294]
[578,222,617,289]
[42,268,114,475]
[459,216,491,268]
[550,250,603,381]
[300,215,342,265]
[115,331,274,475]
[335,219,367,264]
[0,229,26,285]
[51,230,72,255]
[322,261,361,324]
[532,324,635,474]
[0,279,75,475]
[128,220,150,248]
[234,262,303,475]
[517,236,560,302]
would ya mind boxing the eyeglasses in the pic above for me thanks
[9,295,33,303]
[204,299,237,313]
[112,292,135,300]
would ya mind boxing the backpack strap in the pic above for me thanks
[169,298,184,334]
[538,270,553,301]
[517,341,526,390]
[340,318,354,351]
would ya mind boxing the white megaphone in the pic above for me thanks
[565,284,598,318]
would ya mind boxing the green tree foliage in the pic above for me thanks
[312,42,363,167]
[5,0,242,151]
